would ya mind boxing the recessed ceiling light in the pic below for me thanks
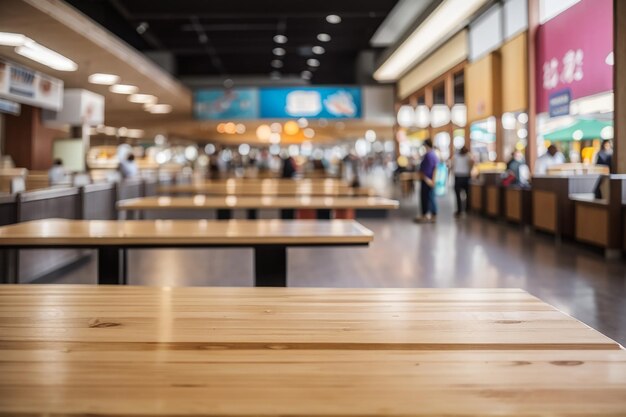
[128,93,157,104]
[273,35,288,44]
[307,58,320,67]
[301,70,313,80]
[109,84,139,94]
[317,33,331,42]
[148,104,172,114]
[126,128,145,138]
[271,59,284,68]
[312,46,325,55]
[326,14,341,24]
[88,73,120,85]
[273,47,286,56]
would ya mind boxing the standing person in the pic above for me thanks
[48,158,66,185]
[533,145,565,175]
[415,139,438,223]
[452,146,473,217]
[594,140,613,171]
[119,154,139,179]
[281,155,297,178]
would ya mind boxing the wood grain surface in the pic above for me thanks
[158,181,372,196]
[0,219,374,246]
[0,286,624,416]
[117,195,399,211]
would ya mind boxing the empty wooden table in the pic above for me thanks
[117,195,399,220]
[0,219,373,287]
[0,286,624,416]
[158,180,372,197]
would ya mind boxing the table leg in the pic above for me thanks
[0,249,19,284]
[97,247,126,285]
[254,246,287,287]
[247,209,258,219]
[217,209,232,220]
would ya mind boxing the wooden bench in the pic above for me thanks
[0,286,623,416]
[0,219,373,287]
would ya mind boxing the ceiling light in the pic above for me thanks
[301,70,313,80]
[128,93,157,104]
[273,35,288,44]
[273,47,286,56]
[148,104,172,114]
[110,84,139,94]
[312,46,325,55]
[317,33,331,42]
[307,58,320,67]
[136,22,149,34]
[88,73,120,85]
[270,71,281,80]
[271,59,283,68]
[104,126,117,136]
[0,32,30,46]
[326,15,342,24]
[374,0,488,81]
[15,43,77,71]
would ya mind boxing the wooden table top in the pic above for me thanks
[158,181,372,196]
[0,286,616,349]
[0,219,373,246]
[117,195,400,211]
[0,286,624,416]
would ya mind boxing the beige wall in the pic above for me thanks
[397,31,468,99]
[501,32,528,113]
[465,52,502,124]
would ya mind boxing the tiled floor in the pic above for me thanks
[52,193,626,346]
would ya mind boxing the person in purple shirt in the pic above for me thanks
[415,139,438,223]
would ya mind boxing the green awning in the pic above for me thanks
[543,119,613,142]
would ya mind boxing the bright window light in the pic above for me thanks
[374,0,488,81]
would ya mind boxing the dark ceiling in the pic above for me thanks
[64,0,400,84]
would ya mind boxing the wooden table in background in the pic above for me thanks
[0,286,624,416]
[0,219,373,287]
[117,195,399,220]
[158,180,373,197]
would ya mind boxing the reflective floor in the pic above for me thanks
[52,193,626,346]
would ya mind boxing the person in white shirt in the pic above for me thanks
[452,146,473,216]
[533,145,565,175]
[48,158,66,185]
[119,154,139,179]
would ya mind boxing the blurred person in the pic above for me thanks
[342,152,361,187]
[594,140,613,171]
[48,158,66,185]
[281,155,297,178]
[502,150,526,186]
[119,154,139,179]
[415,139,438,223]
[452,146,473,217]
[534,145,565,175]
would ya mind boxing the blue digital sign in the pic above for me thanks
[260,87,361,119]
[192,86,362,120]
[194,88,259,120]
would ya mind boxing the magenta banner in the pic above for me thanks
[536,0,613,114]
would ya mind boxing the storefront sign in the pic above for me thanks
[0,59,63,111]
[193,86,361,120]
[548,88,571,117]
[536,0,613,114]
[0,98,21,116]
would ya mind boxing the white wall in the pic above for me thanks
[469,4,503,62]
[540,0,581,23]
[504,0,528,40]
